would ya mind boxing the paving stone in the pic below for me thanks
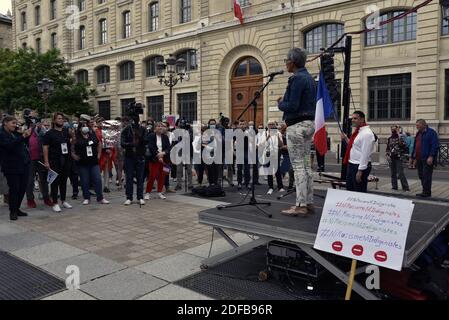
[12,241,86,266]
[41,253,127,284]
[42,290,96,300]
[0,231,54,252]
[0,223,28,237]
[81,269,167,300]
[138,284,212,300]
[135,252,203,282]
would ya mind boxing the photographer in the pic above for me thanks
[203,119,220,186]
[43,112,74,213]
[0,116,31,220]
[164,121,176,193]
[24,110,52,208]
[121,103,148,206]
[175,118,193,191]
[219,116,234,187]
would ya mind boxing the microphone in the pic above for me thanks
[264,70,284,78]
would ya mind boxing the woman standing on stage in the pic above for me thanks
[277,48,316,217]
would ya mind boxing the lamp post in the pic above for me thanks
[156,54,187,115]
[37,78,54,118]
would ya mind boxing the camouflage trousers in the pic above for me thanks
[286,120,315,207]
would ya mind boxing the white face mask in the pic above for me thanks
[209,125,216,130]
[81,127,90,134]
[249,126,254,130]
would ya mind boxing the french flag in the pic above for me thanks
[314,71,335,156]
[234,0,244,25]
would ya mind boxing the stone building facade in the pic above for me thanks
[0,13,13,49]
[12,0,449,144]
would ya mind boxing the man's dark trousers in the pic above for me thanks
[417,159,433,196]
[346,163,371,193]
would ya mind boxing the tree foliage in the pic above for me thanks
[0,48,96,117]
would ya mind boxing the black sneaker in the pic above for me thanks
[416,193,431,198]
[71,194,78,200]
[103,187,111,193]
[17,210,28,217]
[10,213,18,221]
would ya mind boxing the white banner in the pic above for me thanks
[314,189,414,271]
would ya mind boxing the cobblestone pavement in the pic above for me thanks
[0,186,250,300]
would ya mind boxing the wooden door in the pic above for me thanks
[231,57,264,126]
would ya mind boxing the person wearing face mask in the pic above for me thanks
[193,124,207,186]
[42,112,73,213]
[145,122,171,200]
[260,120,285,195]
[72,121,110,205]
[24,112,52,209]
[0,116,31,220]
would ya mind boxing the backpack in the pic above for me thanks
[192,185,225,197]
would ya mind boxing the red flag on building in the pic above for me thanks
[234,0,244,25]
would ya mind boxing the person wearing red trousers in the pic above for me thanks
[145,122,171,200]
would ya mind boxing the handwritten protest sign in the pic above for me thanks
[314,189,414,271]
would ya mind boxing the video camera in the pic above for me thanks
[218,113,230,129]
[178,118,191,130]
[126,102,144,118]
[23,109,41,128]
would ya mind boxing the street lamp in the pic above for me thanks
[442,0,449,21]
[157,54,188,115]
[37,78,54,117]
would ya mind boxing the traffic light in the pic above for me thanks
[320,53,339,104]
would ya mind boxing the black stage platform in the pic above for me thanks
[176,246,351,300]
[194,187,449,300]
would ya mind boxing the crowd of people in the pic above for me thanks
[0,48,442,222]
[0,107,307,221]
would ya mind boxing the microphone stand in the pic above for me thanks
[217,74,278,218]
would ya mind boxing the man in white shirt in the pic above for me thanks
[341,111,376,193]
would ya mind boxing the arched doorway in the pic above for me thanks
[231,57,264,125]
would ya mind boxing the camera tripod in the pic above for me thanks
[217,74,279,218]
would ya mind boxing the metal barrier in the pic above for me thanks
[439,141,449,166]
